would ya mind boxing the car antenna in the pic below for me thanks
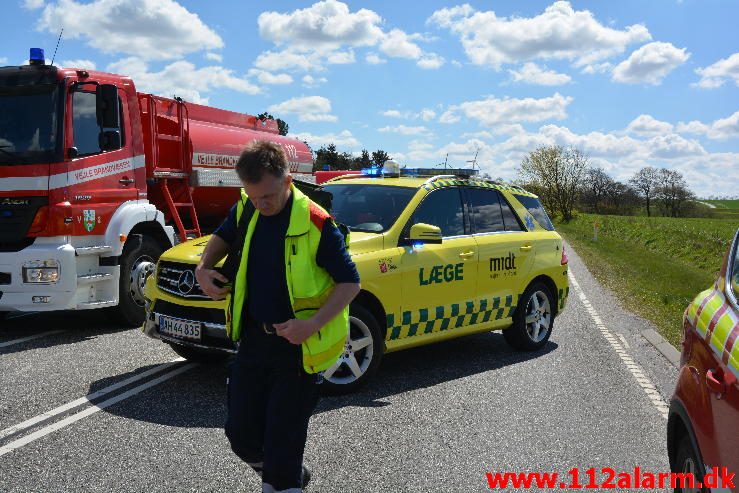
[50,28,64,66]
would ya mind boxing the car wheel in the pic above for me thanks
[113,235,163,327]
[168,342,230,364]
[503,282,554,351]
[673,435,706,493]
[321,303,384,395]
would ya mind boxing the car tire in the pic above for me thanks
[113,235,163,327]
[321,303,384,395]
[673,435,707,493]
[168,342,230,364]
[503,282,554,351]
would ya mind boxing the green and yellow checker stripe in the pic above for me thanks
[558,287,570,311]
[386,295,518,341]
[422,179,537,197]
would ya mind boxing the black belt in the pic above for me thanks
[248,319,278,335]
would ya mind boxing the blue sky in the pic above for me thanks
[4,0,738,197]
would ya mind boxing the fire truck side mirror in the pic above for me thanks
[99,130,122,151]
[96,84,120,129]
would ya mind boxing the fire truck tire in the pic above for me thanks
[321,303,383,395]
[673,435,706,492]
[168,343,230,364]
[504,282,554,351]
[114,235,163,327]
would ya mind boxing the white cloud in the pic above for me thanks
[379,29,422,59]
[420,109,436,121]
[258,0,383,51]
[38,0,223,60]
[378,125,430,136]
[675,111,739,140]
[23,0,44,8]
[302,75,328,87]
[365,53,386,65]
[428,1,650,69]
[612,41,690,85]
[451,60,463,68]
[291,129,360,149]
[268,96,337,122]
[106,58,259,104]
[508,62,571,85]
[647,134,705,158]
[625,114,673,137]
[59,59,96,69]
[582,62,612,74]
[695,52,739,89]
[254,50,318,72]
[205,52,223,62]
[381,110,404,118]
[441,93,573,126]
[326,50,355,64]
[247,69,293,85]
[417,53,445,69]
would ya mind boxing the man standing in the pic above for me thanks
[195,141,360,492]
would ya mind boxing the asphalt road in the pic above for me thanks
[0,245,678,492]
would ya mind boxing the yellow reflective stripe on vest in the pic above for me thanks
[302,336,346,371]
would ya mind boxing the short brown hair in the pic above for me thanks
[235,141,288,183]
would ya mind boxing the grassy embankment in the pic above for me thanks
[702,199,739,221]
[557,214,737,347]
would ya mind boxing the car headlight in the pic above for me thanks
[23,259,60,283]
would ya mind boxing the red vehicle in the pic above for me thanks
[667,228,739,492]
[0,49,313,325]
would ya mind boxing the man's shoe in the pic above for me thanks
[301,465,311,488]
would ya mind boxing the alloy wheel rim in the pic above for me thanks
[524,290,551,342]
[129,255,156,306]
[323,316,374,385]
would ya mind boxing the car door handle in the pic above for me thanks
[706,369,726,396]
[119,177,135,185]
[520,245,533,252]
[459,250,475,259]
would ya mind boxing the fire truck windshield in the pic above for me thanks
[321,183,416,233]
[0,84,61,164]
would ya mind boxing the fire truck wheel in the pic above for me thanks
[168,343,230,364]
[673,435,706,493]
[115,235,163,327]
[321,303,384,395]
[504,282,554,351]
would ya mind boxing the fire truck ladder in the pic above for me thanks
[146,95,201,241]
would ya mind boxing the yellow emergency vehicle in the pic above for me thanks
[142,165,570,393]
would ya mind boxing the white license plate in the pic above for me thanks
[157,314,202,341]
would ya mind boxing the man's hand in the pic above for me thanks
[194,266,230,300]
[274,318,320,345]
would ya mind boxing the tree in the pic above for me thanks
[518,145,588,221]
[358,149,372,168]
[655,168,694,217]
[581,167,614,213]
[313,143,339,171]
[256,112,289,136]
[629,166,659,217]
[371,150,391,167]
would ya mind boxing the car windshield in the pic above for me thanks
[0,84,61,164]
[321,183,417,233]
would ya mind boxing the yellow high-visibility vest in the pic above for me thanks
[226,185,349,374]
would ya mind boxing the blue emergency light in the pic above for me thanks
[361,167,383,176]
[29,48,45,65]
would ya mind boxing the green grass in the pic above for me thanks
[702,199,739,210]
[556,214,737,347]
[701,200,739,220]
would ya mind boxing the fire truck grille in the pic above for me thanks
[0,196,48,244]
[156,261,210,300]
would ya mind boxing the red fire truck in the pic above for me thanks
[0,49,313,325]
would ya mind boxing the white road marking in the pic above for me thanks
[0,362,196,457]
[569,272,669,419]
[0,330,65,349]
[616,333,630,349]
[0,358,185,440]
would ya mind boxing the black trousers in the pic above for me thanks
[225,340,321,491]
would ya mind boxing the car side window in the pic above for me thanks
[72,90,125,157]
[409,187,465,237]
[731,236,739,299]
[500,194,523,232]
[467,187,504,234]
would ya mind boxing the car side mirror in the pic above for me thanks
[96,84,120,128]
[99,130,121,151]
[408,223,442,244]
